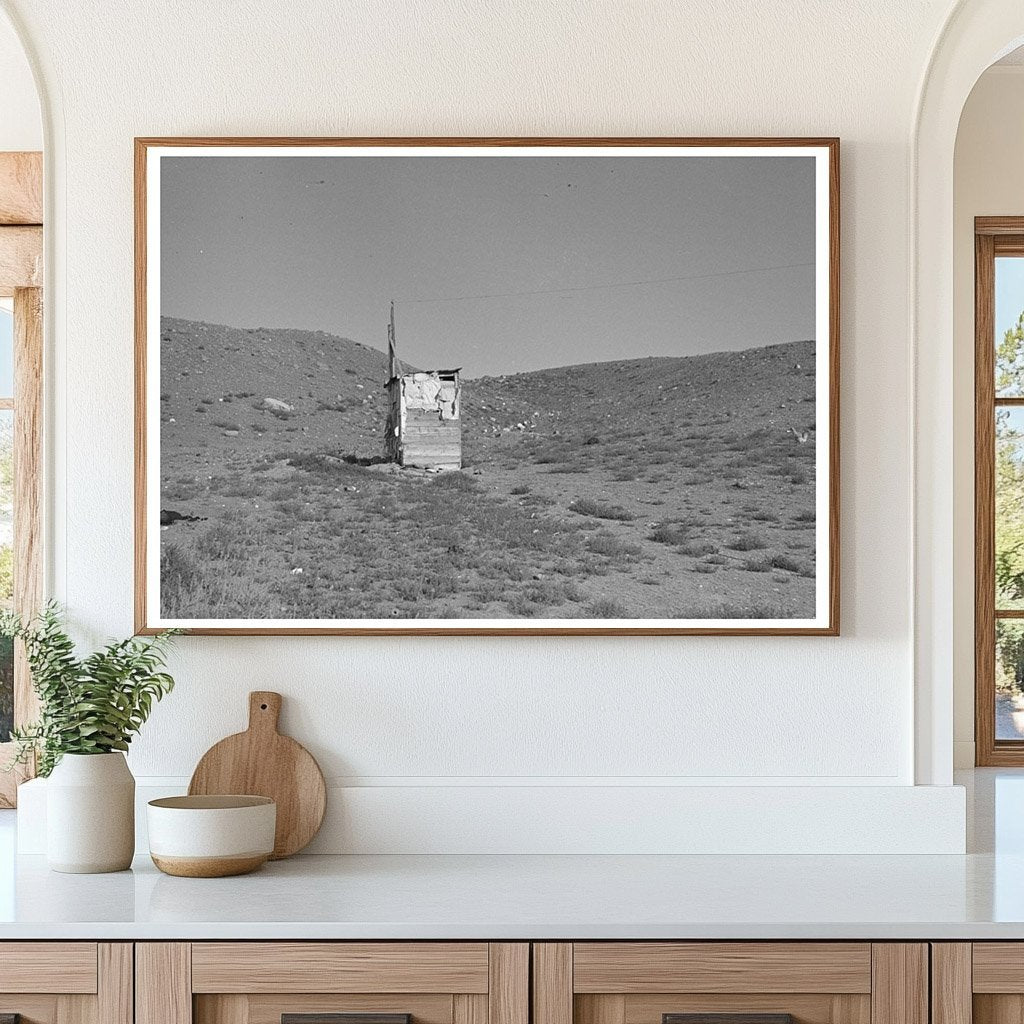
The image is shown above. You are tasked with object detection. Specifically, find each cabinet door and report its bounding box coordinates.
[534,944,927,1024]
[938,943,1024,1024]
[0,943,131,1024]
[137,943,528,1024]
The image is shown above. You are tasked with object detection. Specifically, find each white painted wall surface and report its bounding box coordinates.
[0,0,979,851]
[0,12,39,151]
[952,67,1024,768]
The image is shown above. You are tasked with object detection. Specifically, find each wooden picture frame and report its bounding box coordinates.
[135,137,840,636]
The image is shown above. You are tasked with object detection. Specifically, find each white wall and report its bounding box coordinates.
[3,0,972,852]
[952,66,1024,767]
[0,10,39,151]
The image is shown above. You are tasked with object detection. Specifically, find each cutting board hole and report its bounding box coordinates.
[260,703,268,710]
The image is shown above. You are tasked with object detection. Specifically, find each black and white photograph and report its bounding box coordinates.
[136,140,838,634]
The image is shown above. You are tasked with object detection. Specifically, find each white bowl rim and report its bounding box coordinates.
[148,795,275,810]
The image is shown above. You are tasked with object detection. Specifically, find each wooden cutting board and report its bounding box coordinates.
[188,691,326,859]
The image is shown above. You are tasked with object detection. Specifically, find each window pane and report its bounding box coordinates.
[0,410,12,742]
[996,407,1024,608]
[997,257,1024,396]
[0,306,12,398]
[998,619,1024,740]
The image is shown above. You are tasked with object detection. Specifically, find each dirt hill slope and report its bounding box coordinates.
[158,317,818,622]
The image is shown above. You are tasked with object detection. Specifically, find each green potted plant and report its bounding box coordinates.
[2,603,178,873]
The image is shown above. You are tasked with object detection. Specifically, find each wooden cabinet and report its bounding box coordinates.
[136,944,528,1024]
[532,944,928,1024]
[0,937,960,1024]
[932,943,1024,1024]
[0,943,132,1024]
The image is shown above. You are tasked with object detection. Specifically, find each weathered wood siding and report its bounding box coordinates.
[385,370,462,470]
[401,406,462,468]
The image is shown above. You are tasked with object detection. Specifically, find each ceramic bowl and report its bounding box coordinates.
[147,795,276,877]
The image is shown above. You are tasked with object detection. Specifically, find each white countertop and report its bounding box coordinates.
[0,849,1021,940]
[1,769,1022,941]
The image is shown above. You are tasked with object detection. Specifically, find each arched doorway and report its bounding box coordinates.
[914,1,1024,785]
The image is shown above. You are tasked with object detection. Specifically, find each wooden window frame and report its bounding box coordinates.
[0,151,43,806]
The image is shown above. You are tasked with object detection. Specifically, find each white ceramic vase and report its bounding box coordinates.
[46,752,135,873]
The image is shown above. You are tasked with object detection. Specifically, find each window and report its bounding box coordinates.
[0,302,13,745]
[0,288,41,806]
[974,219,1024,764]
[0,149,43,805]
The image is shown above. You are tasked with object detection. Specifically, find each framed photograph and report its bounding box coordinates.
[135,137,839,636]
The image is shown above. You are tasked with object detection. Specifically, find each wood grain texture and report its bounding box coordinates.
[972,223,1024,765]
[576,996,626,1024]
[242,995,450,1024]
[662,1015,793,1024]
[0,749,31,808]
[188,691,326,858]
[14,286,43,728]
[57,992,95,1024]
[196,994,248,1024]
[976,227,1024,764]
[0,152,42,225]
[973,995,1024,1024]
[623,995,869,1024]
[977,229,998,765]
[0,226,42,295]
[573,943,871,994]
[977,217,1024,235]
[136,943,192,1024]
[0,943,97,993]
[98,945,133,1024]
[133,137,148,634]
[151,853,269,877]
[972,944,1024,992]
[931,945,972,1024]
[133,135,840,637]
[0,998,58,1024]
[453,995,487,1024]
[191,943,489,994]
[534,944,572,1024]
[488,944,528,1024]
[869,945,927,1024]
[282,1016,410,1024]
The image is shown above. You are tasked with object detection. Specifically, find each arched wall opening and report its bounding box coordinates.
[951,47,1024,768]
[914,1,1024,785]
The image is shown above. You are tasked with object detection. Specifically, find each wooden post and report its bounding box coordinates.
[13,286,42,726]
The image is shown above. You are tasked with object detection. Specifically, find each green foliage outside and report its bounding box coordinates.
[0,414,14,738]
[0,635,11,743]
[0,603,179,776]
[996,311,1024,693]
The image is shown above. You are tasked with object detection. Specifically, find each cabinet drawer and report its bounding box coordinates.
[139,943,528,1024]
[534,944,926,1024]
[0,943,130,1024]
[572,944,872,994]
[191,944,490,994]
[0,942,98,994]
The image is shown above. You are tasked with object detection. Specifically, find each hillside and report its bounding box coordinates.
[158,317,818,621]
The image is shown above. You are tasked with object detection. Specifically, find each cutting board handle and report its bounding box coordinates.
[248,691,282,734]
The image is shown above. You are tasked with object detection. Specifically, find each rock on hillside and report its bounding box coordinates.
[160,316,413,462]
[160,315,815,474]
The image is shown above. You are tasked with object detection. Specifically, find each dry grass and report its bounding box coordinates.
[159,316,819,621]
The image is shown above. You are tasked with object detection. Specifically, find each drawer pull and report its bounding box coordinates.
[283,1016,411,1024]
[664,1016,795,1024]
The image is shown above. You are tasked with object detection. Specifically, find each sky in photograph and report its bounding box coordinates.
[997,257,1024,341]
[161,153,817,378]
